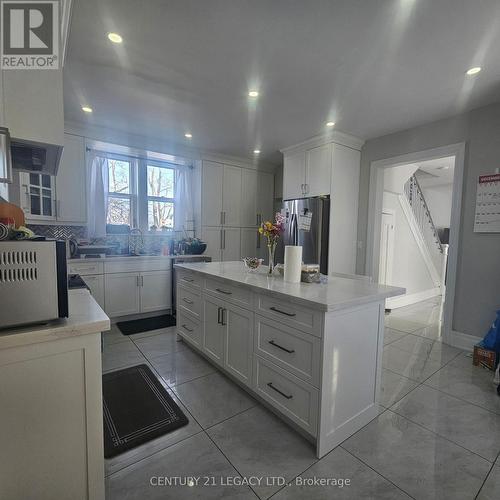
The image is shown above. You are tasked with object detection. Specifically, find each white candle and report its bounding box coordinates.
[284,246,302,283]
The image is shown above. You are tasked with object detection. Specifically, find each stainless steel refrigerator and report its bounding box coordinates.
[275,196,330,274]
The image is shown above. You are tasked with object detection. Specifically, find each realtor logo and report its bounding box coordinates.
[1,1,59,69]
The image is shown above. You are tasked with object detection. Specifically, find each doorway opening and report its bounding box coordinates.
[366,143,465,346]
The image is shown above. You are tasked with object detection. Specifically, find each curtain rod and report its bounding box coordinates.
[86,147,194,169]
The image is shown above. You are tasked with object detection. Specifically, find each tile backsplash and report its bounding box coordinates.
[27,224,176,255]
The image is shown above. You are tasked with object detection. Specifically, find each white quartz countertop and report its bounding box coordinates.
[0,289,110,350]
[175,261,405,312]
[68,254,209,264]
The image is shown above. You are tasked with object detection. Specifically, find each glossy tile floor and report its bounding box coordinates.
[102,298,500,499]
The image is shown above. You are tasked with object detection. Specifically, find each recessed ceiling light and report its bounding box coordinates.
[326,121,335,127]
[108,32,123,44]
[253,149,260,154]
[184,133,192,139]
[466,66,481,75]
[81,106,93,113]
[248,90,259,98]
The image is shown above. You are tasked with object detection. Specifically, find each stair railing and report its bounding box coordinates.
[403,175,443,258]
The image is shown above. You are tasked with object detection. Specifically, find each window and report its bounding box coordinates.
[107,158,133,225]
[101,151,178,232]
[146,164,175,230]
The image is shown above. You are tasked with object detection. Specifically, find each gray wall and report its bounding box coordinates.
[357,102,500,338]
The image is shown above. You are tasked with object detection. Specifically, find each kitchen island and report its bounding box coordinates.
[175,261,405,458]
[0,289,109,500]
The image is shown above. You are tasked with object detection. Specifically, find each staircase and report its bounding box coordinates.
[402,175,446,287]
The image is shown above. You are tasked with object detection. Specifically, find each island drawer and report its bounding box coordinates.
[253,355,318,436]
[176,269,202,292]
[204,277,253,310]
[254,294,323,337]
[177,286,201,319]
[177,312,201,347]
[68,261,104,276]
[254,316,320,387]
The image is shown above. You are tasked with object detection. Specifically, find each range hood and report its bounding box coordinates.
[10,137,63,176]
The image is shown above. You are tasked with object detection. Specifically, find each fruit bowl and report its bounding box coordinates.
[243,257,263,272]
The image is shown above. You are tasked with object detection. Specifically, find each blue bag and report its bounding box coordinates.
[482,310,500,352]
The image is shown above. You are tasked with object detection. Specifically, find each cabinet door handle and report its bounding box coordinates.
[136,276,140,286]
[256,231,261,249]
[182,297,194,304]
[270,306,296,317]
[182,277,194,283]
[267,382,293,399]
[217,306,222,324]
[182,324,194,332]
[220,211,224,225]
[223,230,226,250]
[223,212,226,225]
[220,229,223,250]
[141,275,144,286]
[268,340,295,354]
[221,308,227,326]
[215,287,232,295]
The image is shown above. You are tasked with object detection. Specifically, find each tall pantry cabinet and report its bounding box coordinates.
[201,160,274,262]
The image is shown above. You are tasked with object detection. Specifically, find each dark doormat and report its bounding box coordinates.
[117,314,176,335]
[102,364,188,458]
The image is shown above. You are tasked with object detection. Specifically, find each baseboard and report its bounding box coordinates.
[386,287,441,309]
[445,330,480,351]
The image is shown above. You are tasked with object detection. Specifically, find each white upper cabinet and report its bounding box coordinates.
[222,165,242,226]
[202,161,242,227]
[241,169,274,227]
[202,161,224,226]
[305,143,332,197]
[257,171,274,223]
[2,69,64,146]
[241,169,258,226]
[283,144,332,199]
[55,134,86,223]
[283,150,305,200]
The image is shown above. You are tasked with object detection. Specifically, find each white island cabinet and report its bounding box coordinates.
[0,289,109,500]
[175,261,404,458]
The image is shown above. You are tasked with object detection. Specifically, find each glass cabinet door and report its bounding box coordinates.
[22,173,56,219]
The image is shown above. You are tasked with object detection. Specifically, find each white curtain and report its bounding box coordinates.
[174,167,194,236]
[87,152,109,238]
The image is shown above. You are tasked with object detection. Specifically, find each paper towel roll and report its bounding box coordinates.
[284,245,302,283]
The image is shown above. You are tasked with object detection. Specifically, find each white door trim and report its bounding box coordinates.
[366,142,466,345]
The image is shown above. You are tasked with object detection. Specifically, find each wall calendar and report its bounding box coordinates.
[474,173,500,233]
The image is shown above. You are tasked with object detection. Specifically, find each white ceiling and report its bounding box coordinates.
[64,0,500,164]
[415,157,455,187]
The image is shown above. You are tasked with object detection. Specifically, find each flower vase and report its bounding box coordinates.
[267,243,276,275]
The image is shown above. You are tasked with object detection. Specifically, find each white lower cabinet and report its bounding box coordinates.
[224,303,253,387]
[253,355,318,436]
[82,274,105,310]
[141,271,172,313]
[202,295,225,366]
[202,293,254,387]
[103,267,172,318]
[0,332,104,500]
[105,272,141,317]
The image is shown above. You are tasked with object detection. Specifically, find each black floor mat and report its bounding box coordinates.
[116,314,176,335]
[102,364,188,458]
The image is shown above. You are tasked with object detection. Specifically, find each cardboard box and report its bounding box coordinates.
[473,345,497,370]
